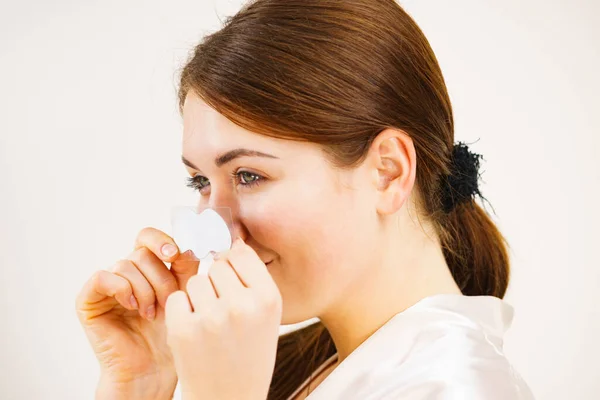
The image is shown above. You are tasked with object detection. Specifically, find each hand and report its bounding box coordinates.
[165,237,283,400]
[75,227,201,399]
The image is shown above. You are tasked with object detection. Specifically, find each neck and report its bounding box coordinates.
[318,212,462,364]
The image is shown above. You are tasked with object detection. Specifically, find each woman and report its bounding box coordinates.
[76,0,535,399]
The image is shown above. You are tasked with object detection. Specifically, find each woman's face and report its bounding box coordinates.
[181,91,379,324]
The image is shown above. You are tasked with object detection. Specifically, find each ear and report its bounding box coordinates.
[367,128,417,215]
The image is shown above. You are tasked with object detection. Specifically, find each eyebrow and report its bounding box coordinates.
[181,148,279,170]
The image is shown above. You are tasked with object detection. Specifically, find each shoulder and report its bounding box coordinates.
[309,295,535,400]
[329,326,535,400]
[381,324,535,400]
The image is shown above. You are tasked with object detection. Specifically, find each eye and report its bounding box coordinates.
[185,171,264,193]
[185,175,210,192]
[236,171,262,187]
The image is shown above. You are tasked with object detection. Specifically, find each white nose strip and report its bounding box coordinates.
[170,206,232,274]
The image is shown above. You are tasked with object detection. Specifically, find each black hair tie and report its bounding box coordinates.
[440,140,485,214]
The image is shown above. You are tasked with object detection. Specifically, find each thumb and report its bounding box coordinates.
[170,250,200,291]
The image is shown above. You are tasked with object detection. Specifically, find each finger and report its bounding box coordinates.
[207,258,245,299]
[134,226,180,263]
[111,259,157,321]
[169,251,200,291]
[165,290,192,327]
[75,270,136,321]
[134,227,199,291]
[226,238,275,293]
[186,273,219,313]
[127,247,178,309]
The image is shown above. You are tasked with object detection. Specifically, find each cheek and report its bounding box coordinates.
[238,183,376,322]
[242,189,361,279]
[238,173,373,291]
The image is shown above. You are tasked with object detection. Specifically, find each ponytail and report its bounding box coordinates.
[440,200,511,298]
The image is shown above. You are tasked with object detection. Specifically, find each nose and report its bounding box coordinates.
[201,191,249,244]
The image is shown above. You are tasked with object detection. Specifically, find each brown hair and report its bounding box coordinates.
[176,1,510,398]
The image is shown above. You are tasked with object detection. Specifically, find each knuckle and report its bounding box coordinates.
[136,226,155,243]
[90,269,105,285]
[201,310,227,333]
[89,270,111,294]
[111,259,132,273]
[261,293,281,312]
[227,298,252,319]
[75,305,88,324]
[136,288,155,305]
[156,274,177,293]
[130,246,154,265]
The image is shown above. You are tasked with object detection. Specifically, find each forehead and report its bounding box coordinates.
[182,91,287,153]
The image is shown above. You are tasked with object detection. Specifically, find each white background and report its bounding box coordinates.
[1,0,598,399]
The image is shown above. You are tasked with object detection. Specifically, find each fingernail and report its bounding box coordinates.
[146,304,155,321]
[234,237,244,247]
[161,243,177,257]
[210,251,220,260]
[130,295,138,310]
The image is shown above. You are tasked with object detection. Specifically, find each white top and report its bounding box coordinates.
[173,293,535,400]
[301,293,535,400]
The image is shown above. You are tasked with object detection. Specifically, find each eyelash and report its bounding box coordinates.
[185,170,264,193]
